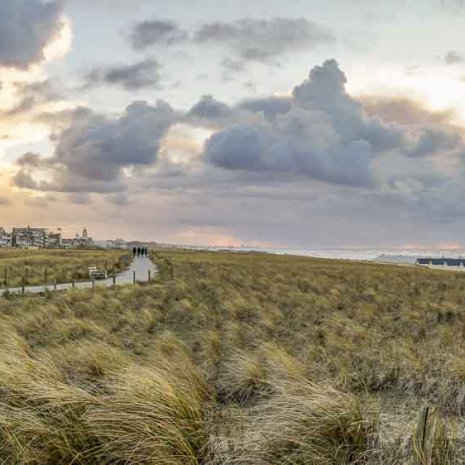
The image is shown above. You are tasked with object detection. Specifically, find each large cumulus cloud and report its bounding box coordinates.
[0,0,64,69]
[201,60,463,187]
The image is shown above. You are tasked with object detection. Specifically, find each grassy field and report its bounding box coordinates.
[1,248,465,463]
[0,249,130,288]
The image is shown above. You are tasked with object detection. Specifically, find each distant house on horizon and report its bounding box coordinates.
[416,258,465,269]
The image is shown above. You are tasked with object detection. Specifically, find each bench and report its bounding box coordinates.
[88,266,107,280]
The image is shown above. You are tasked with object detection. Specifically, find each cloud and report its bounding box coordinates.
[237,97,293,121]
[15,100,178,193]
[15,58,465,243]
[109,192,130,206]
[68,192,92,205]
[194,18,332,65]
[129,19,188,49]
[445,50,464,64]
[2,79,64,117]
[16,152,42,167]
[360,96,454,125]
[202,60,465,188]
[24,194,56,209]
[0,0,65,69]
[83,60,161,90]
[128,17,332,72]
[187,95,234,121]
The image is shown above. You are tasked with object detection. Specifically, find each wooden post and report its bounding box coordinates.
[72,279,75,288]
[113,276,116,287]
[22,277,25,295]
[92,277,95,290]
[44,268,48,284]
[148,270,151,283]
[3,268,7,287]
[25,267,29,285]
[133,271,136,284]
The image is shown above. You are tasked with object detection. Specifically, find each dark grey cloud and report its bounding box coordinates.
[194,18,332,65]
[129,19,188,50]
[128,17,331,73]
[205,111,375,187]
[445,50,464,64]
[187,95,234,122]
[15,100,178,193]
[83,60,161,90]
[0,0,64,69]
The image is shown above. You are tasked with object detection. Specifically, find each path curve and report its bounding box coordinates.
[0,256,158,296]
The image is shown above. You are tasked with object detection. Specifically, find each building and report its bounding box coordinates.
[12,227,49,248]
[416,258,465,269]
[0,227,11,247]
[48,232,62,248]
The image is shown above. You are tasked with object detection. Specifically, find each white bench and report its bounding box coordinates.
[88,266,107,280]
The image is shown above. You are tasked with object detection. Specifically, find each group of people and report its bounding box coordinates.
[132,246,149,258]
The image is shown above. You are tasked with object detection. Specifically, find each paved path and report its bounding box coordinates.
[0,256,158,296]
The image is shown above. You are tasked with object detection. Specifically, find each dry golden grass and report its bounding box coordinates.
[1,248,465,463]
[0,248,129,288]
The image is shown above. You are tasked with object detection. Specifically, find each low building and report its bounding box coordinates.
[416,258,465,269]
[12,227,49,248]
[48,232,62,248]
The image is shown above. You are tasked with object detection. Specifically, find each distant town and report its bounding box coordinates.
[0,226,130,249]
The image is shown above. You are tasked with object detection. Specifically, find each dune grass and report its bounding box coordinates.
[2,248,465,463]
[0,249,129,288]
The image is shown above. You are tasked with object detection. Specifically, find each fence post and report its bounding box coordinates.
[113,276,116,287]
[133,271,136,284]
[22,277,25,295]
[44,268,48,284]
[148,270,151,283]
[92,277,95,290]
[72,279,75,288]
[25,267,29,285]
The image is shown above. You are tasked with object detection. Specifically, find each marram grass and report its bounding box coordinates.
[1,248,465,463]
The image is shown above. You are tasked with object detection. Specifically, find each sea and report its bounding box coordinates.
[200,247,465,263]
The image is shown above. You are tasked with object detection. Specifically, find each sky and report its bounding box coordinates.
[3,0,465,247]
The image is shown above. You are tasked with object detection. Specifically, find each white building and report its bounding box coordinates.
[0,227,11,247]
[12,227,49,248]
